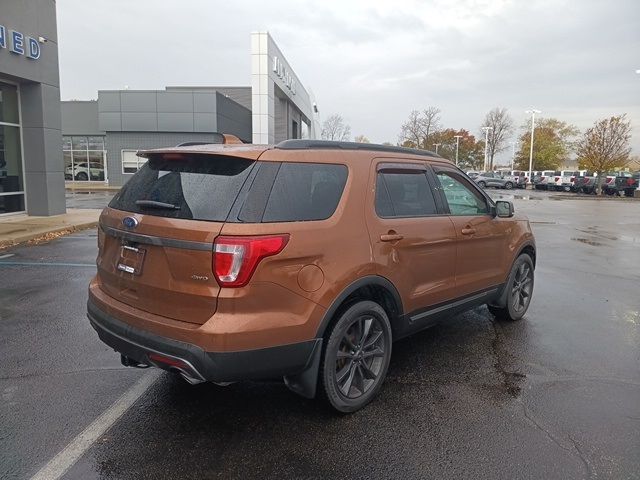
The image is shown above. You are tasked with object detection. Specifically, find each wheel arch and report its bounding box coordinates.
[315,275,404,339]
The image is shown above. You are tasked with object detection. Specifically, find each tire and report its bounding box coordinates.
[478,181,486,188]
[504,182,513,190]
[488,254,534,322]
[75,171,88,181]
[319,300,392,413]
[563,186,571,192]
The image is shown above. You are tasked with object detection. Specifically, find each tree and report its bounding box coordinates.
[354,135,370,143]
[480,107,514,170]
[421,107,441,149]
[515,118,579,171]
[321,114,351,141]
[399,107,441,149]
[575,115,632,194]
[429,129,485,170]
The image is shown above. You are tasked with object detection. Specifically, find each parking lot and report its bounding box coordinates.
[1,191,639,479]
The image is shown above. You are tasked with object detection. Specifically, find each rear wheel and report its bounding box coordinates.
[75,171,88,181]
[504,182,513,190]
[488,254,534,321]
[319,301,392,413]
[477,181,486,188]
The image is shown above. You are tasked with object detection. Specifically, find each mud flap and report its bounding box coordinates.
[283,338,323,399]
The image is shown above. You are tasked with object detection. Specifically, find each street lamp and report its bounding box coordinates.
[482,126,493,171]
[453,135,463,166]
[433,143,441,154]
[525,109,541,189]
[511,142,516,170]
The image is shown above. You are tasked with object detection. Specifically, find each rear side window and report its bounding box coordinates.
[376,172,437,217]
[109,154,255,221]
[261,163,348,222]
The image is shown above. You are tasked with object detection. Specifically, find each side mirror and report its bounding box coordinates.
[495,200,514,218]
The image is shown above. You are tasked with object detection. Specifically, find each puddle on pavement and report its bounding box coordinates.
[571,237,605,246]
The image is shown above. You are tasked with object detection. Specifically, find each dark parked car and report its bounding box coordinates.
[572,172,597,194]
[604,172,640,196]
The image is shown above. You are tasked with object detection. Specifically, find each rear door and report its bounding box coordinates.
[431,165,509,297]
[98,151,257,324]
[365,159,458,315]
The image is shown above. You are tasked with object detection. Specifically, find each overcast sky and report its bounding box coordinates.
[57,0,640,158]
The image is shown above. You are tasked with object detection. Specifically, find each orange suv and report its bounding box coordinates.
[88,140,536,412]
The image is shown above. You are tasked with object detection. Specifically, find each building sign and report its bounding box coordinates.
[0,25,41,60]
[272,56,296,95]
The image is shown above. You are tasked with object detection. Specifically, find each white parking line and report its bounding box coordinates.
[29,371,160,480]
[0,253,14,259]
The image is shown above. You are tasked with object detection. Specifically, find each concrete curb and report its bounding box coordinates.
[0,220,99,249]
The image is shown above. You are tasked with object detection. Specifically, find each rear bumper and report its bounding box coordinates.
[87,299,321,383]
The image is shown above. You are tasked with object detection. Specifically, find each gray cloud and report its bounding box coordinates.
[57,0,640,156]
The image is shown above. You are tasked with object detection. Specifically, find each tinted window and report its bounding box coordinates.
[376,172,437,217]
[436,171,488,216]
[109,154,255,221]
[262,163,347,222]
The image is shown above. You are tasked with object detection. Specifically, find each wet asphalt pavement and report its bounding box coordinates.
[1,191,639,479]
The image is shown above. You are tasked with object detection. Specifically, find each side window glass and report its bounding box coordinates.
[375,171,437,217]
[436,171,489,216]
[262,163,348,222]
[375,174,394,217]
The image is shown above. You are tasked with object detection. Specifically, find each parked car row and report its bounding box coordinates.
[469,169,639,197]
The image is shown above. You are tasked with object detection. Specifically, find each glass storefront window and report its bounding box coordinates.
[88,136,104,150]
[72,136,88,150]
[63,135,106,182]
[0,123,25,213]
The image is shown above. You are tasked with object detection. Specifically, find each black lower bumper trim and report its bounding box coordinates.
[87,300,320,383]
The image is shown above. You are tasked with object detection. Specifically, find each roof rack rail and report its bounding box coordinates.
[175,141,217,147]
[275,139,440,158]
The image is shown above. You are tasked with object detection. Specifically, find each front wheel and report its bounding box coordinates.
[488,254,534,321]
[477,181,486,188]
[319,301,392,413]
[504,182,513,190]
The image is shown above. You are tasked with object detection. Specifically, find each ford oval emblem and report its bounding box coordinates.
[122,216,138,229]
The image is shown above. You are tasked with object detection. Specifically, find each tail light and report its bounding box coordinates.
[605,178,613,184]
[213,235,289,287]
[627,178,634,186]
[570,176,576,182]
[554,176,560,182]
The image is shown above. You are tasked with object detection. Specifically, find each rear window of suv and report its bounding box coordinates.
[108,153,255,221]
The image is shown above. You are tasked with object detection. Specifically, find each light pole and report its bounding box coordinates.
[525,109,541,189]
[482,126,492,171]
[433,143,441,154]
[511,142,516,170]
[453,135,463,166]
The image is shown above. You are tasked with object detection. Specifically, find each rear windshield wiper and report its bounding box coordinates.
[135,200,181,210]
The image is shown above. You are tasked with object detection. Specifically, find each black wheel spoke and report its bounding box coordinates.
[339,363,357,396]
[336,361,353,383]
[360,362,377,380]
[337,350,355,359]
[360,318,372,346]
[364,330,382,349]
[354,365,365,394]
[363,347,384,358]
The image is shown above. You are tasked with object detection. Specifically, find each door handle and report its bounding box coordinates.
[461,227,476,235]
[380,233,404,242]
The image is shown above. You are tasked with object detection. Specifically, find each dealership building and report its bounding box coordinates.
[61,31,319,187]
[0,0,318,215]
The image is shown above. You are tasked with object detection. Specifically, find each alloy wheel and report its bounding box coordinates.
[511,262,533,313]
[334,316,386,399]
